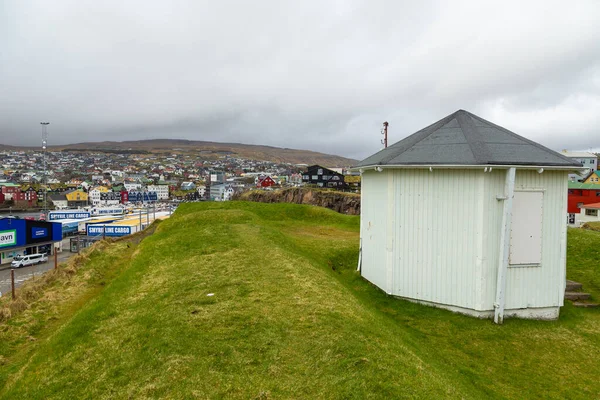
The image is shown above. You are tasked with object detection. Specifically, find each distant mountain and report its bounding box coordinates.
[0,139,357,167]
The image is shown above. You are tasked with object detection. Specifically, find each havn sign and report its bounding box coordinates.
[0,230,17,248]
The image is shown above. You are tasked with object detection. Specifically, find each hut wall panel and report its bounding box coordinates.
[360,170,389,290]
[481,170,568,310]
[391,169,484,309]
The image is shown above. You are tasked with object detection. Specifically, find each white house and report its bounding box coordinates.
[561,151,597,181]
[209,183,235,201]
[147,184,169,200]
[354,110,583,323]
[124,183,142,192]
[574,202,600,226]
[89,187,105,206]
[197,185,206,199]
[49,193,68,209]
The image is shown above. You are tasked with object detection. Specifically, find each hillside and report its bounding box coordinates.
[0,139,357,167]
[0,203,599,398]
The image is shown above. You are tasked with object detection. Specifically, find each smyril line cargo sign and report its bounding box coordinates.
[0,230,17,248]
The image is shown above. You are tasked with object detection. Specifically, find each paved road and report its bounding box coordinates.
[0,210,45,219]
[0,240,75,297]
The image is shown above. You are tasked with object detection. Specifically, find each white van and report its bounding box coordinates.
[11,253,48,268]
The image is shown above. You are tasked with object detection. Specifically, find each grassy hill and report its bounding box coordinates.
[0,202,599,399]
[0,139,357,166]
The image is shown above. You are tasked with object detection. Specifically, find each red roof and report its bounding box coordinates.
[582,202,600,209]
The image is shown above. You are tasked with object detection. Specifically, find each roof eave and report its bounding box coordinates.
[350,164,586,172]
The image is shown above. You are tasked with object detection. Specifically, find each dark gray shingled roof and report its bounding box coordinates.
[355,110,583,168]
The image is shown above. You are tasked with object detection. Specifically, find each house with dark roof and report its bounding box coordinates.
[48,193,68,209]
[354,110,583,323]
[301,165,345,188]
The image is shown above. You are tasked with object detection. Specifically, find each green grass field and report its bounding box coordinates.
[0,202,599,399]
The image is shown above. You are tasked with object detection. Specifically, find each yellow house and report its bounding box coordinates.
[93,186,109,193]
[583,171,600,184]
[65,189,88,207]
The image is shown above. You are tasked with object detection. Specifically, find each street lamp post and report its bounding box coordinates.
[40,122,50,216]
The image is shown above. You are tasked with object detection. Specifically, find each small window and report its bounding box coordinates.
[597,192,600,197]
[311,175,318,180]
[586,209,598,216]
[332,176,340,181]
[591,159,596,164]
[317,169,323,175]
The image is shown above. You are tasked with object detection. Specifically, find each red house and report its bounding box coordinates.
[1,185,20,197]
[120,190,129,204]
[568,182,600,215]
[13,187,38,207]
[256,175,276,188]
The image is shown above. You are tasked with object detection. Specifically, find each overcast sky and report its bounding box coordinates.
[1,1,599,159]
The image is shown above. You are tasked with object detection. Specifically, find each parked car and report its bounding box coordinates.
[10,253,48,268]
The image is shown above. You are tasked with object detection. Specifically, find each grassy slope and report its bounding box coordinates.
[0,202,599,399]
[567,227,600,300]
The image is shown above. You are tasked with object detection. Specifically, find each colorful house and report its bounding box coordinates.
[567,182,600,223]
[256,175,276,188]
[65,189,88,208]
[582,170,600,184]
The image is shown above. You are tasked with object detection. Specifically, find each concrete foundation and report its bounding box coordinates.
[396,296,560,321]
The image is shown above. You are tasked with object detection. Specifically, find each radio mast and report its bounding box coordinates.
[381,121,388,148]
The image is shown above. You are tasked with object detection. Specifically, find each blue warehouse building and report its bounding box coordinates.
[0,218,63,266]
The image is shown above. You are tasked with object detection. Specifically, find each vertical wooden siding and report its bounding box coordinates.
[391,169,484,309]
[360,170,389,291]
[482,170,568,310]
[361,168,567,312]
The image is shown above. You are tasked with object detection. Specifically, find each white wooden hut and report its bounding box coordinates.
[355,110,583,323]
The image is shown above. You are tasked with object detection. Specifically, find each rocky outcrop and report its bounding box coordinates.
[235,188,360,215]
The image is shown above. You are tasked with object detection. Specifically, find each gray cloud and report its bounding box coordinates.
[1,0,599,159]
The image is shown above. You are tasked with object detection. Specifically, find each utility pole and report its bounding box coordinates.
[41,122,50,216]
[11,269,15,300]
[381,121,389,148]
